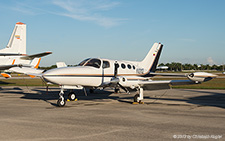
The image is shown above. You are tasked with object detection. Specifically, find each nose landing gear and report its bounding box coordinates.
[57,88,77,107]
[57,88,66,107]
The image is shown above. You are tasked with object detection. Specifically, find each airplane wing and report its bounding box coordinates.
[138,72,217,90]
[0,64,21,70]
[107,72,216,93]
[20,52,52,60]
[149,72,187,77]
[138,79,195,90]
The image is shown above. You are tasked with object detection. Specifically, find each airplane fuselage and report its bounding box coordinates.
[43,58,150,88]
[0,55,30,65]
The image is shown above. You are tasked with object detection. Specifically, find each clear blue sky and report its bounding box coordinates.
[0,0,224,66]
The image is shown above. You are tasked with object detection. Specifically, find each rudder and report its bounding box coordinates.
[0,22,26,54]
[139,43,163,74]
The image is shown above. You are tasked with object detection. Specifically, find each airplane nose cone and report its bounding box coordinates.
[42,68,60,84]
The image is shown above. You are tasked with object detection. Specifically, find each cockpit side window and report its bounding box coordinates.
[78,58,90,66]
[84,58,101,68]
[103,60,110,69]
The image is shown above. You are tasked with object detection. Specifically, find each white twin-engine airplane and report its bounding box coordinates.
[40,43,217,107]
[0,22,52,78]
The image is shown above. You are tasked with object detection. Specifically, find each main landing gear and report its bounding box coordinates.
[68,92,76,101]
[133,87,144,104]
[57,88,77,107]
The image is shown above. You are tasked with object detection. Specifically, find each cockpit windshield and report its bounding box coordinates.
[78,58,90,66]
[78,58,101,68]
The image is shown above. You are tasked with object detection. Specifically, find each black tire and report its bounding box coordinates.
[115,88,119,93]
[89,89,94,94]
[57,98,66,107]
[134,94,139,102]
[68,92,76,101]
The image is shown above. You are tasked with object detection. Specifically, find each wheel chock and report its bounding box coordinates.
[67,98,78,102]
[132,101,144,104]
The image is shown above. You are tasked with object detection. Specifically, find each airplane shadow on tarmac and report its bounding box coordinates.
[1,87,225,109]
[148,89,225,109]
[0,87,121,107]
[182,89,225,109]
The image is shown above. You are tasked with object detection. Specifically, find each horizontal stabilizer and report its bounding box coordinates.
[21,52,52,60]
[56,62,67,68]
[156,66,168,70]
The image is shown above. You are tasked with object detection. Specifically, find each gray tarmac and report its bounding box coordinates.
[0,86,225,141]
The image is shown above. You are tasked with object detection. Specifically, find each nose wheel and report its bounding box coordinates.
[57,98,66,107]
[57,88,78,107]
[57,88,66,107]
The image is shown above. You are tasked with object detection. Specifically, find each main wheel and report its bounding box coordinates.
[68,92,76,101]
[134,94,139,102]
[115,88,119,93]
[57,98,66,107]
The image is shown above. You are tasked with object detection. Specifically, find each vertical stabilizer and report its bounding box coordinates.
[0,22,26,54]
[139,43,163,74]
[30,58,41,68]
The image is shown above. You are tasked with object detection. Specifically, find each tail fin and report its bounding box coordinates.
[139,43,163,74]
[0,22,26,54]
[30,58,41,68]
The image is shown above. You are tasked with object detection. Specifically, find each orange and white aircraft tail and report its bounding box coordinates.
[30,58,41,69]
[9,57,44,78]
[0,22,26,54]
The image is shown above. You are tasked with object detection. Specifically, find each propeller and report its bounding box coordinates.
[40,76,50,94]
[111,61,129,94]
[114,61,119,78]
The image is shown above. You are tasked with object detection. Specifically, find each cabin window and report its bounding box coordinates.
[103,60,110,69]
[84,58,101,68]
[121,63,126,69]
[127,64,131,69]
[133,65,136,70]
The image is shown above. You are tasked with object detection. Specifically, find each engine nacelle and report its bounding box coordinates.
[187,72,217,83]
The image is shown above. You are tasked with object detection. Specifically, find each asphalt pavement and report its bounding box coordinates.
[0,86,224,141]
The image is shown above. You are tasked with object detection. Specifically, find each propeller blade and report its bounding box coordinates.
[114,61,119,78]
[118,83,129,94]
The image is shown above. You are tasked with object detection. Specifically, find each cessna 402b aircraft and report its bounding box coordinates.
[13,42,217,107]
[37,42,216,107]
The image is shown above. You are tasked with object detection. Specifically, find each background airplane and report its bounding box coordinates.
[156,65,169,70]
[24,42,215,107]
[0,22,52,78]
